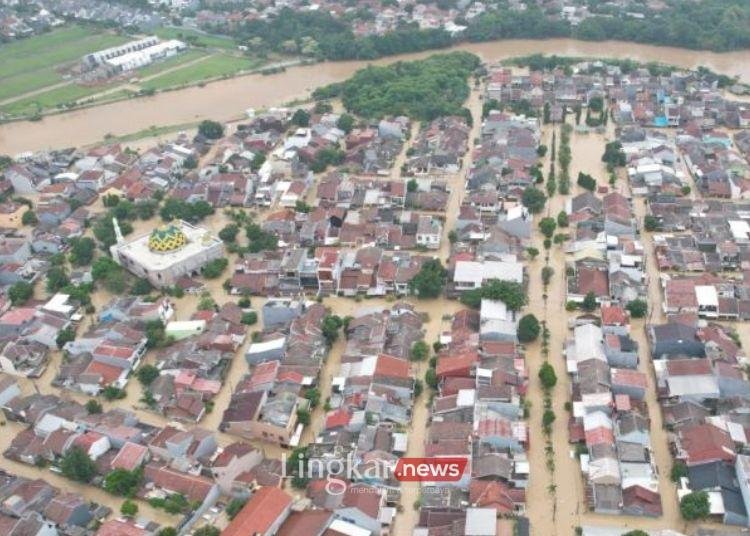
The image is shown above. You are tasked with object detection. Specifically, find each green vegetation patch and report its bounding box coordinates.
[140,53,261,91]
[315,52,480,121]
[0,25,129,101]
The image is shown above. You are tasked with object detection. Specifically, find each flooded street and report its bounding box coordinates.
[523,120,694,535]
[2,38,750,154]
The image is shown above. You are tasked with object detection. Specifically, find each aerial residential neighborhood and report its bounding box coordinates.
[2,2,750,536]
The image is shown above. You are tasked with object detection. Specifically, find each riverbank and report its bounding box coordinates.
[1,37,749,155]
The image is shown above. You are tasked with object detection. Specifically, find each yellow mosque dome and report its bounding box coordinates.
[148,224,188,252]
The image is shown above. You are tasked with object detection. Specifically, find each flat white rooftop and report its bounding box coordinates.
[114,220,222,271]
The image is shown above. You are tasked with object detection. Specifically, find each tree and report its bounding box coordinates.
[201,258,228,279]
[643,215,658,232]
[410,340,429,361]
[121,500,138,518]
[225,498,247,519]
[56,327,76,349]
[46,266,70,294]
[131,278,152,296]
[102,385,126,400]
[239,311,257,325]
[526,247,539,260]
[218,223,239,243]
[408,259,445,299]
[681,185,691,196]
[8,281,33,306]
[296,408,311,425]
[576,172,597,192]
[157,529,178,536]
[291,109,310,127]
[622,531,649,536]
[556,210,569,228]
[517,314,540,343]
[425,367,438,389]
[104,468,144,497]
[542,408,556,432]
[461,280,527,311]
[60,447,97,483]
[304,387,321,408]
[198,120,224,139]
[670,461,688,482]
[336,113,355,133]
[294,200,311,213]
[68,237,96,266]
[538,362,557,390]
[407,178,418,193]
[536,144,547,157]
[85,399,103,414]
[539,217,556,239]
[602,141,626,167]
[680,491,710,520]
[136,365,160,386]
[588,95,604,113]
[581,291,598,311]
[521,186,547,214]
[321,314,343,344]
[541,266,554,286]
[626,299,647,319]
[21,210,38,226]
[448,230,458,243]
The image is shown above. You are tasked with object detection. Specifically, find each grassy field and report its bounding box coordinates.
[154,27,238,51]
[134,49,209,79]
[140,53,262,91]
[0,25,129,101]
[1,84,102,116]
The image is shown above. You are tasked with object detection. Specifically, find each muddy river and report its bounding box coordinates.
[1,38,750,154]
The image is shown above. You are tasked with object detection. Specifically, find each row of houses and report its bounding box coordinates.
[414,303,531,535]
[565,312,661,516]
[220,301,329,447]
[565,189,646,307]
[646,315,750,527]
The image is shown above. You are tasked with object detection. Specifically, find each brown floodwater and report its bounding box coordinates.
[1,38,750,154]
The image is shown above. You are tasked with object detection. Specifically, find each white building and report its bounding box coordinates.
[453,258,523,291]
[110,219,224,288]
[83,36,186,73]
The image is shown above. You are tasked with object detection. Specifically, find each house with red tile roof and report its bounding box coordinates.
[223,486,292,536]
[143,463,216,503]
[677,423,736,466]
[110,441,149,472]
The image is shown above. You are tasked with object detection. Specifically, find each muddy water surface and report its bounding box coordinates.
[2,38,750,154]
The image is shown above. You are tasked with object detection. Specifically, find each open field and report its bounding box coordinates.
[1,84,104,116]
[0,25,128,101]
[140,53,263,91]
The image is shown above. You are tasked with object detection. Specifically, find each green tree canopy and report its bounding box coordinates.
[60,447,97,483]
[680,491,710,520]
[198,120,224,139]
[8,281,33,306]
[517,314,541,343]
[409,259,446,299]
[538,362,557,390]
[521,186,547,214]
[626,299,648,319]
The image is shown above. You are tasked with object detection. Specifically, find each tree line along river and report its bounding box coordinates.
[1,37,749,155]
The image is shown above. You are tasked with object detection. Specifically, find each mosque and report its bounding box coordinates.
[110,219,224,288]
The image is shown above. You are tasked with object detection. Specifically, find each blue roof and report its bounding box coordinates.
[653,117,669,127]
